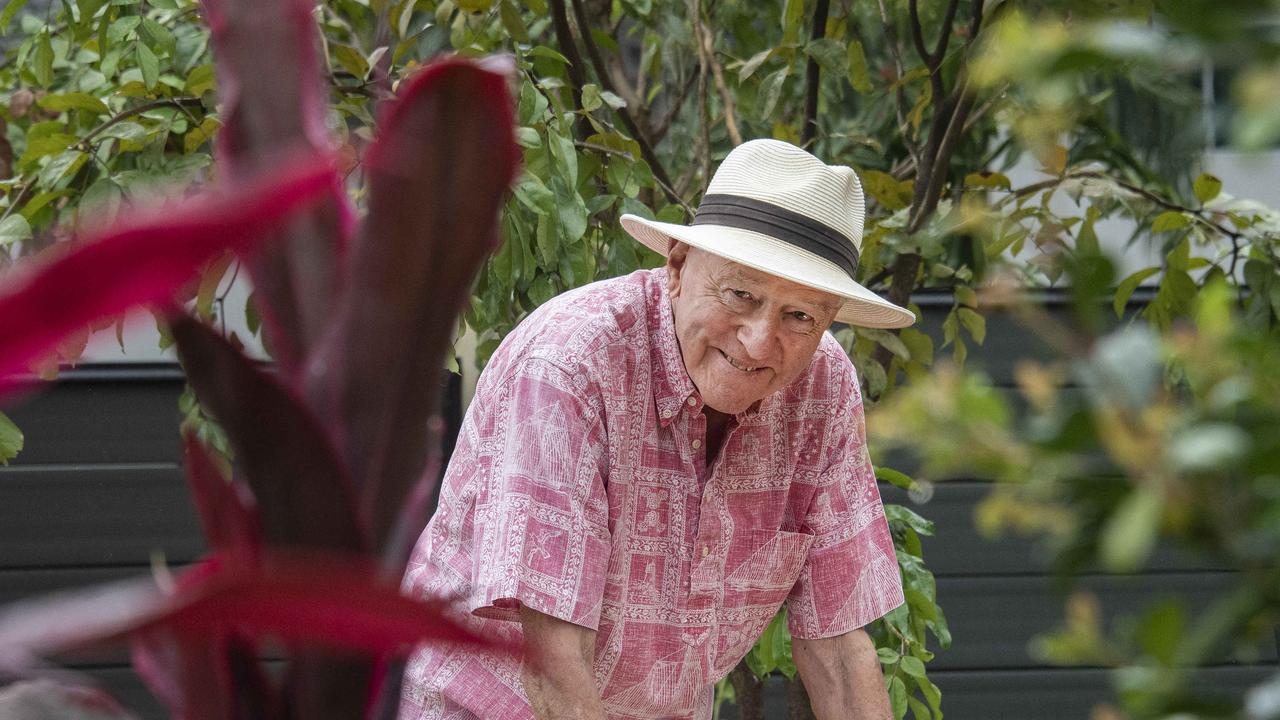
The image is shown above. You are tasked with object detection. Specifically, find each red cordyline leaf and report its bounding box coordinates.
[0,154,337,394]
[200,0,352,374]
[171,315,367,554]
[182,432,262,567]
[0,553,492,663]
[305,56,522,561]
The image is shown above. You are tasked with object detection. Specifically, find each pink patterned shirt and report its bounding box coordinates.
[399,268,903,720]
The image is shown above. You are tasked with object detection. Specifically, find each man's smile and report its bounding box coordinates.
[719,349,765,374]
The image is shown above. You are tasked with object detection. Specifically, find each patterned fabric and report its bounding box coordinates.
[399,268,903,720]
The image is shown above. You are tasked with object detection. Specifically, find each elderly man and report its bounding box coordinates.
[400,139,915,720]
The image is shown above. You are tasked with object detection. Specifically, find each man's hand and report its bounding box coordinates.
[519,604,607,720]
[792,627,892,720]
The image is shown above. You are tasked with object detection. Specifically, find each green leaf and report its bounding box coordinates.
[334,44,369,78]
[599,90,627,110]
[1150,210,1190,233]
[33,32,55,87]
[527,45,570,64]
[1113,266,1160,317]
[899,327,934,367]
[0,411,24,465]
[549,129,578,185]
[863,327,910,359]
[899,655,927,678]
[876,646,901,664]
[888,676,909,720]
[1192,172,1222,204]
[737,48,773,82]
[804,38,847,78]
[875,466,915,490]
[456,0,495,11]
[0,215,33,246]
[185,63,215,96]
[555,184,589,244]
[38,149,88,189]
[184,117,221,153]
[515,127,541,148]
[907,696,932,720]
[136,41,160,90]
[920,678,943,717]
[781,0,804,45]
[499,0,528,43]
[107,16,140,45]
[758,67,789,121]
[886,504,935,536]
[860,169,913,210]
[140,18,175,56]
[847,39,872,93]
[38,92,110,115]
[954,286,977,308]
[99,120,148,142]
[80,177,124,223]
[957,308,986,344]
[581,83,603,112]
[1100,487,1163,573]
[514,174,555,215]
[0,0,30,32]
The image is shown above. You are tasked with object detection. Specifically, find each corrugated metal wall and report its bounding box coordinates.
[0,301,1274,718]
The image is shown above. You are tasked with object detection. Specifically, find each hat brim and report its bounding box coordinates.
[620,214,916,329]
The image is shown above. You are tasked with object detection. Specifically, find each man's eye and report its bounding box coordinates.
[730,289,753,301]
[791,311,813,323]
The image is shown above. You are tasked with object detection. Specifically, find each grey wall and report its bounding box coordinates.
[0,301,1275,718]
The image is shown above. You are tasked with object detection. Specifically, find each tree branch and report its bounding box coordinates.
[801,0,831,147]
[548,0,591,140]
[79,96,204,146]
[651,71,699,144]
[569,0,683,208]
[876,0,921,168]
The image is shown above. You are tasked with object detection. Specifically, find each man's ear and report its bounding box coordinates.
[666,241,690,297]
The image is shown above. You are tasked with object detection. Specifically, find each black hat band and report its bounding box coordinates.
[691,194,860,280]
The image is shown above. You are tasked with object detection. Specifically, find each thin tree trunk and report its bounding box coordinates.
[729,662,764,720]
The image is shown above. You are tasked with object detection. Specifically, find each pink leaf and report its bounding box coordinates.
[171,315,367,553]
[0,554,494,661]
[182,432,262,567]
[0,154,338,395]
[306,56,521,558]
[200,0,353,373]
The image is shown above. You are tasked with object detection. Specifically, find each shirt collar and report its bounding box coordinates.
[648,269,700,427]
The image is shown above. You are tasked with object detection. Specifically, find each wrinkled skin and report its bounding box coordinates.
[665,242,842,416]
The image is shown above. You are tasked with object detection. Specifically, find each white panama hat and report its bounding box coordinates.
[621,138,915,329]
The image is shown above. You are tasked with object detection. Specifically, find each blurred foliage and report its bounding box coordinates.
[5,0,1280,718]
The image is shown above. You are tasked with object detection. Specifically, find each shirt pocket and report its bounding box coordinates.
[723,529,814,597]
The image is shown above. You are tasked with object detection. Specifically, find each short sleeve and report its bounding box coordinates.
[786,365,904,639]
[465,358,612,630]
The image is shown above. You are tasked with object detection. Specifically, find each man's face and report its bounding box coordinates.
[666,243,842,415]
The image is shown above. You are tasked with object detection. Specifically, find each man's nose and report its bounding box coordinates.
[737,313,777,359]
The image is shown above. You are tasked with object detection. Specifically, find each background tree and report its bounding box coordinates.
[4,0,1280,718]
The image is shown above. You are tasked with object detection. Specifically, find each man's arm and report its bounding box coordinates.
[792,627,892,720]
[519,605,607,720]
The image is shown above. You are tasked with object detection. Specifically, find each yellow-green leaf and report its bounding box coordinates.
[499,0,528,43]
[37,92,109,115]
[457,0,495,11]
[581,83,602,112]
[333,44,369,78]
[184,116,221,153]
[803,38,846,78]
[860,169,913,211]
[0,411,24,465]
[1100,487,1162,573]
[847,39,871,93]
[957,307,986,344]
[1193,172,1222,204]
[1113,266,1160,317]
[1151,210,1190,233]
[185,63,215,96]
[781,0,804,45]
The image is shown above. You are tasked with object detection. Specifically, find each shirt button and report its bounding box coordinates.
[660,408,672,418]
[692,439,702,450]
[687,397,697,407]
[701,545,710,557]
